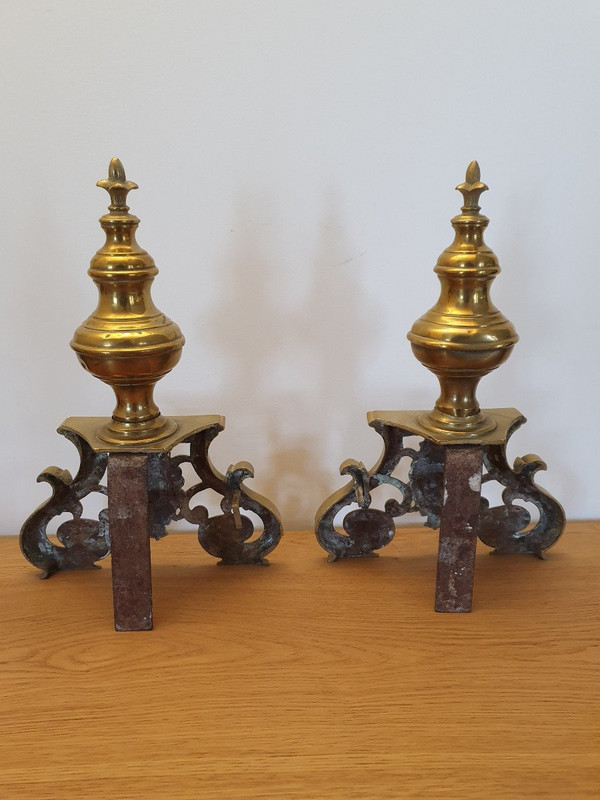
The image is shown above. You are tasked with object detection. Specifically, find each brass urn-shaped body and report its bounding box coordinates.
[71,158,185,445]
[408,162,518,437]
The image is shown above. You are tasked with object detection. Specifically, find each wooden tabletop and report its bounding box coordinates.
[1,523,598,799]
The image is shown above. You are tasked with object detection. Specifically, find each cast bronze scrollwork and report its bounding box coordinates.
[21,421,282,580]
[315,416,564,563]
[168,427,281,564]
[479,420,565,557]
[20,431,109,579]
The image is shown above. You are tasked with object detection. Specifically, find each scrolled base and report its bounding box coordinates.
[20,432,110,578]
[175,428,282,565]
[21,419,283,576]
[478,435,565,556]
[315,414,565,602]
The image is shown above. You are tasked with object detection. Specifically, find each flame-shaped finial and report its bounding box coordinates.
[455,160,488,213]
[96,157,138,212]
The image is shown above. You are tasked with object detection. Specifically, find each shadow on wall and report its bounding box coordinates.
[181,191,379,530]
[486,189,578,514]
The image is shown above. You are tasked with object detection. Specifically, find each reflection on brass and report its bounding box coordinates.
[408,161,518,437]
[59,415,225,454]
[71,158,185,445]
[365,407,524,447]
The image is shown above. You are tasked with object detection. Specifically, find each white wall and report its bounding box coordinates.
[2,0,599,533]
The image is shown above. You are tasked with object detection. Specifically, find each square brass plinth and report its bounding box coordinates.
[59,415,226,454]
[366,408,525,446]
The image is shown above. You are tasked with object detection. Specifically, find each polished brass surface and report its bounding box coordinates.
[59,415,225,454]
[71,158,185,445]
[366,408,525,446]
[408,161,518,437]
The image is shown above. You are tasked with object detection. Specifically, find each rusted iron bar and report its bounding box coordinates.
[435,445,483,613]
[107,454,153,631]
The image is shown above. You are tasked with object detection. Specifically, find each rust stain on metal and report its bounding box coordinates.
[435,446,483,613]
[108,454,153,631]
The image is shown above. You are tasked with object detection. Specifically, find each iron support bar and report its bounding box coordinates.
[435,445,483,612]
[108,454,153,631]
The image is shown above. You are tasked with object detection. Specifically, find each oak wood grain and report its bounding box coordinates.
[1,523,598,799]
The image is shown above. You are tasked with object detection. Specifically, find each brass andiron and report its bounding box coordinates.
[315,162,565,612]
[20,159,282,631]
